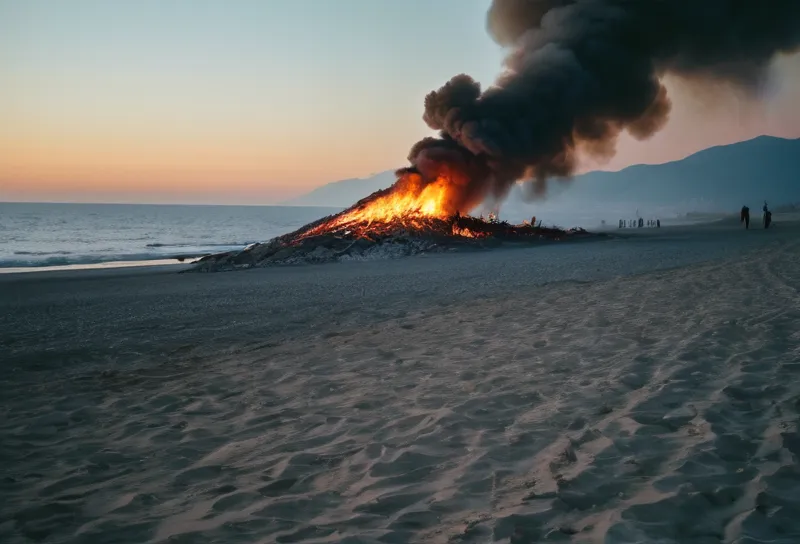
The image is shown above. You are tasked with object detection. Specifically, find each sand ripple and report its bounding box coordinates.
[2,240,800,543]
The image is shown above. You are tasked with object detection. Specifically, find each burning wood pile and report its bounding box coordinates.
[189,168,597,271]
[190,194,592,273]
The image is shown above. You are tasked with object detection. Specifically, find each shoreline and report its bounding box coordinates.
[0,215,738,276]
[2,218,796,356]
[0,258,194,275]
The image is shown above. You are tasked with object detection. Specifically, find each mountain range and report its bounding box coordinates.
[282,136,800,213]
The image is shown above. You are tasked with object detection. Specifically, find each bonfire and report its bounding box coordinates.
[190,172,593,272]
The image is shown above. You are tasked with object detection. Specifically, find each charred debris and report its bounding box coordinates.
[187,211,597,272]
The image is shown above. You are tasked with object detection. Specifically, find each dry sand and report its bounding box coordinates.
[1,218,799,543]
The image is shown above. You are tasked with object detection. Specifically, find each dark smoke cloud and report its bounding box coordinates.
[402,0,800,211]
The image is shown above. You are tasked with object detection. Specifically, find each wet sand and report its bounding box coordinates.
[2,218,799,543]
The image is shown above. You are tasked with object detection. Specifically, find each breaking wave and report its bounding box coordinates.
[13,250,73,256]
[145,241,254,248]
[1,253,180,269]
[0,244,249,269]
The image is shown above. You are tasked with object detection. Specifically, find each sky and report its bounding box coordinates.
[1,0,799,205]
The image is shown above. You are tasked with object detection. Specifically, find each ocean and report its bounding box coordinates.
[0,202,342,270]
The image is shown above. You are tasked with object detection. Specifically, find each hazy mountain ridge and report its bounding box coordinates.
[281,170,397,208]
[542,136,800,209]
[283,136,800,211]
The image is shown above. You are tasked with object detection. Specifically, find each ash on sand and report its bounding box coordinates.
[188,214,597,272]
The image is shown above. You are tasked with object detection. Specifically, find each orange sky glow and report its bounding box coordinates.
[3,67,798,205]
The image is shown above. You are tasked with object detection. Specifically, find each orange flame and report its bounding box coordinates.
[451,225,484,238]
[287,162,515,243]
[341,172,457,223]
[295,171,467,242]
[278,164,580,246]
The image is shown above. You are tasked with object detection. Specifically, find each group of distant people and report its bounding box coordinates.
[618,217,660,229]
[740,201,772,230]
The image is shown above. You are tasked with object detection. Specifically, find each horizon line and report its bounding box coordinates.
[0,200,346,208]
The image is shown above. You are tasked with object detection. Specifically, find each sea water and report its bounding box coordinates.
[0,202,341,270]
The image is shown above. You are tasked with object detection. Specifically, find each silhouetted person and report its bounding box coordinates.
[656,219,660,228]
[763,201,770,229]
[638,217,644,228]
[741,205,750,229]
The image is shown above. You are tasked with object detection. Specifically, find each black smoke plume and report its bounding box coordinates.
[399,0,800,212]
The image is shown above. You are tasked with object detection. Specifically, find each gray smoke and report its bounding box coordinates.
[398,0,800,212]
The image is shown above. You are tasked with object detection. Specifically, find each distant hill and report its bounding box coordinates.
[540,135,800,210]
[281,170,397,207]
[284,136,800,211]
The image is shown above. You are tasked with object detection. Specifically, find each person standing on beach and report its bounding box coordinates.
[741,205,750,229]
[763,201,770,229]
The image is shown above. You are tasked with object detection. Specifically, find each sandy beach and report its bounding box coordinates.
[2,218,799,543]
